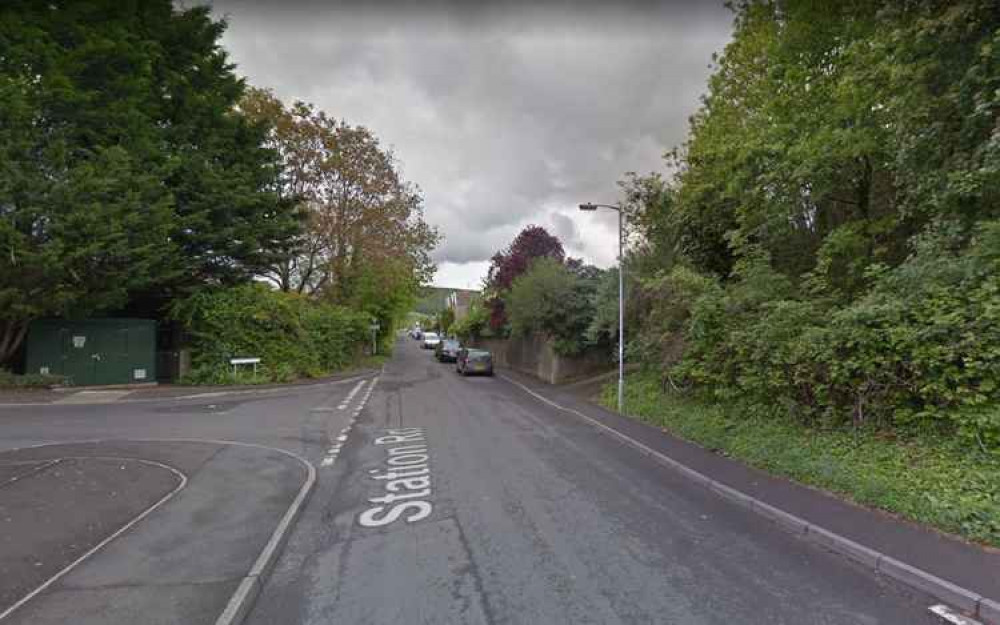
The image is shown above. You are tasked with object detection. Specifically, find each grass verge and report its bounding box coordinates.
[601,371,1000,548]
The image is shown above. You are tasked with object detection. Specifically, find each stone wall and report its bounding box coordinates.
[470,334,612,385]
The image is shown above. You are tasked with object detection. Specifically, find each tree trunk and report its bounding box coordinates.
[0,321,29,370]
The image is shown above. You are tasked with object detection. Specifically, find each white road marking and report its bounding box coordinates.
[0,438,317,625]
[338,379,368,410]
[358,427,434,528]
[320,376,379,469]
[0,457,188,622]
[928,604,983,624]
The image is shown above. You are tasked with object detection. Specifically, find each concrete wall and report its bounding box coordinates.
[471,333,612,385]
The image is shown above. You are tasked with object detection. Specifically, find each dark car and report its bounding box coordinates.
[456,348,493,376]
[435,339,462,362]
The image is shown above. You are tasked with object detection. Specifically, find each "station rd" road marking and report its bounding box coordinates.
[358,427,433,528]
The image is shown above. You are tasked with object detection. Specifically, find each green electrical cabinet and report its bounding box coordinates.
[26,319,157,386]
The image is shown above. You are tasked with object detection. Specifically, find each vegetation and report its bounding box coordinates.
[484,226,566,330]
[0,3,438,377]
[602,372,1000,547]
[413,287,463,315]
[240,88,438,350]
[0,369,66,389]
[618,1,1000,453]
[468,226,617,357]
[170,284,368,384]
[436,308,455,336]
[449,294,490,342]
[506,257,603,355]
[0,1,300,365]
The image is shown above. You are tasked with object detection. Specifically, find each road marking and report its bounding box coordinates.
[0,438,317,625]
[338,379,368,410]
[0,457,188,622]
[0,458,62,488]
[320,376,379,469]
[929,604,983,624]
[54,390,134,405]
[499,374,992,622]
[358,427,434,528]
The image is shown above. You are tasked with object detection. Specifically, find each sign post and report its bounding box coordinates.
[369,320,380,355]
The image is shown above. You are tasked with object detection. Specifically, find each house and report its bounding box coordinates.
[446,290,476,321]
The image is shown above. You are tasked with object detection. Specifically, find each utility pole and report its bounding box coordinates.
[578,202,625,414]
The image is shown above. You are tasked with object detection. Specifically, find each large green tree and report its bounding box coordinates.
[0,1,299,365]
[625,0,1000,444]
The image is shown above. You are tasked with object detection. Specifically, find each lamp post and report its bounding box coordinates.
[579,202,624,414]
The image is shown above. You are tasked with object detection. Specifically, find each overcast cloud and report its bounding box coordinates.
[204,0,735,288]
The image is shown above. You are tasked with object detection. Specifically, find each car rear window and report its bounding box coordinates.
[424,333,438,339]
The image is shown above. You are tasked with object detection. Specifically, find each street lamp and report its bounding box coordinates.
[579,202,624,414]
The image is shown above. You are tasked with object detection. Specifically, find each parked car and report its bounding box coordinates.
[421,332,441,349]
[457,348,493,376]
[435,339,462,362]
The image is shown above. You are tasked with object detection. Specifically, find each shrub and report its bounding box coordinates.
[505,257,599,356]
[171,284,368,384]
[667,221,1000,449]
[0,369,66,388]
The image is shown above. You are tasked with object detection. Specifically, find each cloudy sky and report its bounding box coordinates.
[204,0,735,289]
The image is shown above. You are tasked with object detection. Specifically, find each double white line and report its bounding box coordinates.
[320,377,379,467]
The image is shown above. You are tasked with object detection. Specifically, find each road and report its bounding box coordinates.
[0,339,939,624]
[251,338,935,625]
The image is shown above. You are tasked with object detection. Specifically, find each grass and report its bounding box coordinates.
[0,369,66,389]
[601,371,1000,548]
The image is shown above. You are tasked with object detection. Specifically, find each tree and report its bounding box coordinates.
[483,225,565,330]
[622,0,1000,445]
[450,295,489,342]
[506,257,601,356]
[0,1,300,366]
[437,308,455,336]
[241,88,439,303]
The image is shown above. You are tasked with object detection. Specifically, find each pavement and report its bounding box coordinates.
[0,367,380,406]
[1,341,996,624]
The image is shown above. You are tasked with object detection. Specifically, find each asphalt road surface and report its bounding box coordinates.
[0,340,941,624]
[248,338,936,625]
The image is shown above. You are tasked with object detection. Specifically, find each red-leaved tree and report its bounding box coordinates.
[484,226,565,330]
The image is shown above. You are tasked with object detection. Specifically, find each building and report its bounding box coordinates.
[446,289,476,321]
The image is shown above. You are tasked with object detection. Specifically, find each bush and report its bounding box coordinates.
[607,372,1000,547]
[0,369,66,389]
[171,284,368,384]
[505,257,599,356]
[667,222,1000,449]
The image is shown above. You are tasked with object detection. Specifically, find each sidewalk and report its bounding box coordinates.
[500,368,1000,618]
[0,368,378,406]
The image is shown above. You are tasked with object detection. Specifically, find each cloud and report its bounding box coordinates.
[204,0,734,285]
